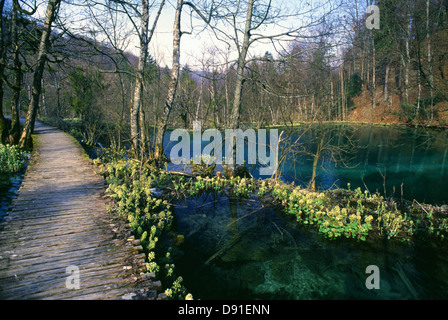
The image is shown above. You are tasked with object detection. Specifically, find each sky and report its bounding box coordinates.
[143,0,344,69]
[145,0,288,69]
[24,0,362,70]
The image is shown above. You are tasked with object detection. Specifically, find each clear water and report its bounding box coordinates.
[164,124,448,205]
[164,124,448,300]
[170,192,448,300]
[276,124,448,205]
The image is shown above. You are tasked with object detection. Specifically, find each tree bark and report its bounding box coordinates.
[340,65,345,121]
[384,63,390,102]
[229,0,254,130]
[153,0,212,161]
[0,0,8,143]
[130,0,150,152]
[10,1,22,144]
[371,35,376,108]
[404,6,411,105]
[426,0,434,123]
[130,0,164,155]
[154,0,183,161]
[19,0,61,148]
[0,70,6,143]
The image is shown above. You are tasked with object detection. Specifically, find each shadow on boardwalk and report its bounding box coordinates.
[0,121,161,300]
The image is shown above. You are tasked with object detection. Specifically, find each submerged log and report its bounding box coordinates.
[204,234,242,266]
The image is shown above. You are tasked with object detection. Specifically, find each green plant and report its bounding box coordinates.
[190,155,216,177]
[101,159,192,299]
[267,181,411,241]
[97,147,128,163]
[0,144,26,173]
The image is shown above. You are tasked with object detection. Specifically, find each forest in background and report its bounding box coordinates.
[0,0,448,159]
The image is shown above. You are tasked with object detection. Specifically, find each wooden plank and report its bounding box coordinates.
[0,121,157,300]
[0,238,129,268]
[0,262,135,289]
[0,223,121,245]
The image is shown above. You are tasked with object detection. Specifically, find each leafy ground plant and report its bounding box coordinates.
[98,157,192,300]
[0,144,26,173]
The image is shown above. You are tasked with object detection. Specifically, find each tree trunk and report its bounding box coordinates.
[41,78,47,117]
[0,0,8,143]
[0,73,6,143]
[131,0,164,154]
[19,0,61,148]
[229,0,254,130]
[224,71,230,127]
[371,35,376,108]
[195,71,203,122]
[384,63,390,102]
[154,0,182,161]
[417,70,421,119]
[427,0,434,123]
[225,0,255,170]
[340,66,345,121]
[10,2,22,144]
[330,74,334,120]
[404,7,411,105]
[310,138,324,192]
[130,0,149,152]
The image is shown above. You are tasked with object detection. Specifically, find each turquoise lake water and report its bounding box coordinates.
[164,124,448,299]
[164,123,448,204]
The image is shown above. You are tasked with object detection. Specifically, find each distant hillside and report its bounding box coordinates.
[348,28,448,128]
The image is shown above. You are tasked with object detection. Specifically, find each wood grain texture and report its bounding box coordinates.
[0,122,156,300]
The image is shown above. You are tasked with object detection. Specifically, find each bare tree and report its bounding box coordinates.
[0,0,8,143]
[129,0,165,155]
[154,0,215,161]
[19,0,61,148]
[426,0,434,123]
[209,0,341,129]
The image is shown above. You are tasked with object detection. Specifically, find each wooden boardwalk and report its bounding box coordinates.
[0,122,160,300]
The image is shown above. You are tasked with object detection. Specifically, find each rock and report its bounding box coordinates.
[441,205,448,214]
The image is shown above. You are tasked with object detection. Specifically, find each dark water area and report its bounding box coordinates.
[170,192,448,300]
[0,170,25,223]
